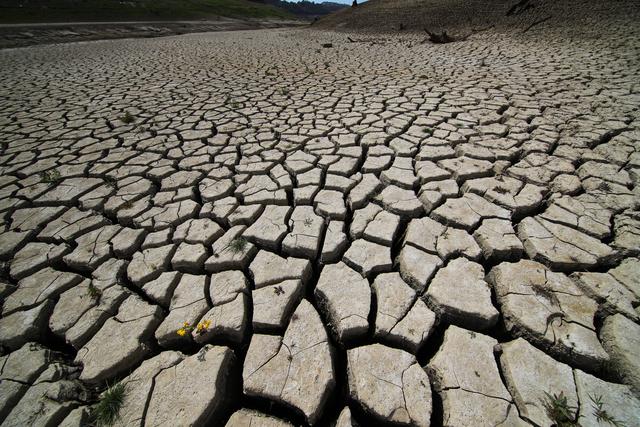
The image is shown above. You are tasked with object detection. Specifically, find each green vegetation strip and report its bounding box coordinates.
[0,0,293,24]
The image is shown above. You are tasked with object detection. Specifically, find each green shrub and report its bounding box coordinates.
[92,382,126,426]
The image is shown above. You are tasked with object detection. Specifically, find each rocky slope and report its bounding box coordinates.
[317,0,638,35]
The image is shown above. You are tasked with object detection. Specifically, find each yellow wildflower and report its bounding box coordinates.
[176,328,187,337]
[196,319,212,334]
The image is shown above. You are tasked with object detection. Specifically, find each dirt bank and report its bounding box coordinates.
[0,18,305,49]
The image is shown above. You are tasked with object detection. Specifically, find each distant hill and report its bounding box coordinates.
[0,0,296,24]
[316,0,639,34]
[250,1,347,18]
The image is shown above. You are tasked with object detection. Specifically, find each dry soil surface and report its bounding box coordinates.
[0,13,639,427]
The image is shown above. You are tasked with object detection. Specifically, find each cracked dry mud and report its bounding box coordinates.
[0,14,640,427]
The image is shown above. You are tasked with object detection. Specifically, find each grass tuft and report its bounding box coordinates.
[598,181,612,192]
[39,169,62,183]
[118,111,135,124]
[590,394,626,426]
[93,382,126,426]
[104,176,117,188]
[87,283,102,301]
[120,199,135,210]
[542,391,579,427]
[228,237,248,253]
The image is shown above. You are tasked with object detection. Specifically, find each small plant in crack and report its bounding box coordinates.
[597,181,612,192]
[590,394,626,426]
[177,319,211,337]
[177,321,194,337]
[120,199,135,210]
[273,285,285,296]
[542,391,580,427]
[278,88,290,96]
[39,169,61,184]
[422,127,432,134]
[118,111,135,125]
[92,382,126,426]
[87,283,102,301]
[195,319,212,335]
[228,237,248,253]
[104,176,117,188]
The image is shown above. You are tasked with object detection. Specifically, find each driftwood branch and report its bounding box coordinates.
[522,15,552,33]
[507,0,535,17]
[423,28,470,44]
[424,29,456,43]
[346,36,387,44]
